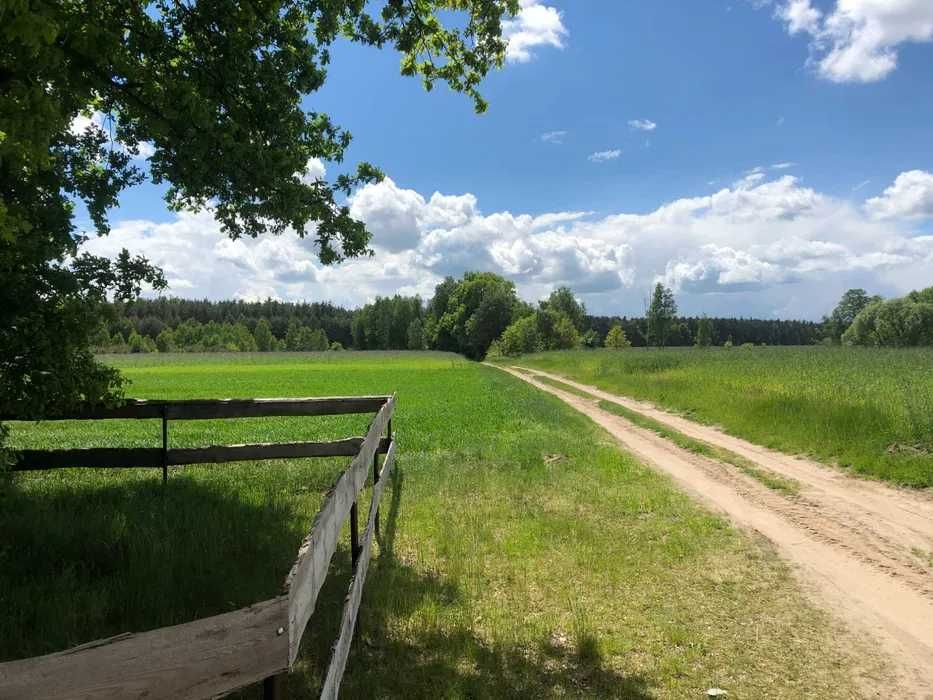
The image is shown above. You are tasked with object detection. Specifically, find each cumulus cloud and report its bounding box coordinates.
[588,149,621,163]
[864,170,933,220]
[503,1,568,63]
[83,169,933,319]
[628,119,657,132]
[69,111,155,160]
[774,0,933,82]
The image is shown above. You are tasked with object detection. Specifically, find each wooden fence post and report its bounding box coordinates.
[350,501,360,568]
[161,408,168,484]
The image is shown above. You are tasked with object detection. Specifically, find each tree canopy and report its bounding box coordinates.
[646,283,677,349]
[1,0,518,419]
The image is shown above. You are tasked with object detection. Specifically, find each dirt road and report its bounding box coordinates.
[497,364,933,698]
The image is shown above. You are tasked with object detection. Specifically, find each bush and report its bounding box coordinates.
[499,315,540,357]
[843,289,933,347]
[604,325,631,349]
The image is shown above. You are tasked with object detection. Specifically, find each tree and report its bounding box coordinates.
[435,272,522,359]
[542,287,587,332]
[604,325,631,349]
[2,0,517,425]
[826,289,882,342]
[646,283,678,348]
[155,329,176,353]
[695,316,713,348]
[499,315,540,356]
[843,288,933,347]
[407,319,425,350]
[253,319,274,352]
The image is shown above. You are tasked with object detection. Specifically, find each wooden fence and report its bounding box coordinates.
[0,394,397,699]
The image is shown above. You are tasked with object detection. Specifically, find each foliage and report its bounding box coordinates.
[352,296,424,350]
[541,286,587,332]
[695,316,713,348]
[1,0,516,423]
[604,325,631,349]
[499,315,540,356]
[646,283,678,349]
[433,272,522,359]
[824,289,882,342]
[843,287,933,347]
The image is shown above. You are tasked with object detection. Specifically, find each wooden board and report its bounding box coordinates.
[0,596,289,700]
[320,440,396,699]
[12,438,392,471]
[0,396,390,422]
[285,395,395,664]
[12,447,164,470]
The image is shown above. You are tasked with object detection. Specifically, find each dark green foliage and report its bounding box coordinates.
[353,296,424,350]
[432,272,523,359]
[646,283,677,349]
[824,289,883,342]
[843,287,933,347]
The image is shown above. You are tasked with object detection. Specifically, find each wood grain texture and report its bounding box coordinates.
[320,439,396,699]
[12,447,164,470]
[0,396,390,422]
[285,395,395,665]
[0,597,289,700]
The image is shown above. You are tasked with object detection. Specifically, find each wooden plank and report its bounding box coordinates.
[0,396,390,422]
[320,440,396,699]
[12,447,164,471]
[11,438,392,472]
[0,596,289,700]
[285,395,395,664]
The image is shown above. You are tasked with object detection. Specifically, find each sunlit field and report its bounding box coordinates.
[2,352,878,698]
[500,346,933,488]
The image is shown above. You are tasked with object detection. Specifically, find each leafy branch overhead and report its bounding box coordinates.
[0,0,517,418]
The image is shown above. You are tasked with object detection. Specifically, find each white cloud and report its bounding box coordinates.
[84,170,933,319]
[864,170,933,220]
[540,130,567,144]
[588,149,621,163]
[771,161,796,170]
[774,0,933,82]
[300,157,326,185]
[628,119,657,132]
[503,1,568,63]
[69,111,155,160]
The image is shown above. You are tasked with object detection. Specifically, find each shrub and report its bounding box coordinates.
[604,325,631,349]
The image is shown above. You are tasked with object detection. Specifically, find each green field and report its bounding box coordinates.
[2,352,880,697]
[500,347,933,488]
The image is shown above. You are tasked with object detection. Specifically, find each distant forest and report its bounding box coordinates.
[96,285,823,354]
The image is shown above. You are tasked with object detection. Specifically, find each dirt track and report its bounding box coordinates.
[497,364,933,698]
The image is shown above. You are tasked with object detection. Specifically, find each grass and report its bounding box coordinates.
[1,352,880,698]
[529,373,799,496]
[498,347,933,488]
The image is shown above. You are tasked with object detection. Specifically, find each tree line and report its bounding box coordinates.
[97,275,830,356]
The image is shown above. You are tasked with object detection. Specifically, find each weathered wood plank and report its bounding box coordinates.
[320,440,396,699]
[12,447,164,470]
[0,596,289,700]
[11,438,392,471]
[0,396,390,422]
[285,395,395,664]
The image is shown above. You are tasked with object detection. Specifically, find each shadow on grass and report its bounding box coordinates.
[0,471,306,662]
[289,467,653,699]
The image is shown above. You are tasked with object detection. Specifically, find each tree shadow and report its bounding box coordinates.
[287,467,653,699]
[0,471,307,662]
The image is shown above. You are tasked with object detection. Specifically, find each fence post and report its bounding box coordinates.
[161,408,168,484]
[263,673,283,699]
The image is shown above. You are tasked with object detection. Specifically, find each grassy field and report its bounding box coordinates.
[2,352,880,697]
[500,347,933,488]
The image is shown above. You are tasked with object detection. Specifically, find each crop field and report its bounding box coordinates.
[2,352,881,698]
[501,346,933,488]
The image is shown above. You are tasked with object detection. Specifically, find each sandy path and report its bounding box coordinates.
[496,364,933,698]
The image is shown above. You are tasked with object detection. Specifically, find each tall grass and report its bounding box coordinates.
[506,346,933,487]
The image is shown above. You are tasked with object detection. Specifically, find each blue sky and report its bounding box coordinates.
[87,0,933,318]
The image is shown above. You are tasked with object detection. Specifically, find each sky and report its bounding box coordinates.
[82,0,933,319]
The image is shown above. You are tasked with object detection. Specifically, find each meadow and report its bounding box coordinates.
[1,352,880,697]
[502,346,933,488]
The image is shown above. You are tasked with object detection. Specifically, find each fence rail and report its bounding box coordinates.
[0,394,397,700]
